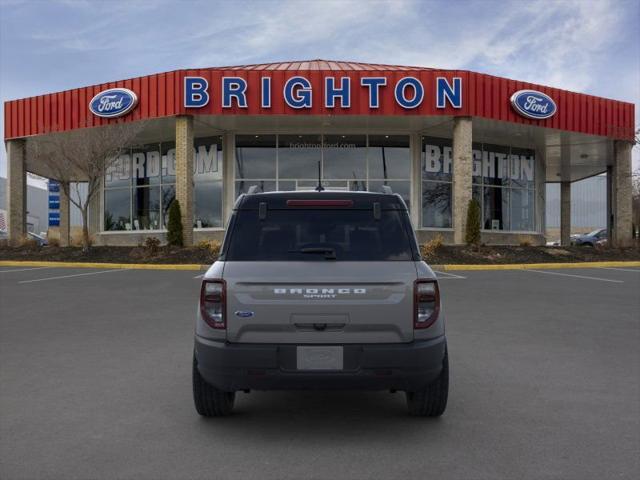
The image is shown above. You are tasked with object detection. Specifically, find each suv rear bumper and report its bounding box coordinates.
[194,335,446,392]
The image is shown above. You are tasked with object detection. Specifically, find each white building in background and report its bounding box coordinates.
[0,177,49,234]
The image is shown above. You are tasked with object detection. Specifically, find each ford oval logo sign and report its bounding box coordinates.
[89,88,138,118]
[510,89,556,120]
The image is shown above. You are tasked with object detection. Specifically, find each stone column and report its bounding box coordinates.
[409,133,422,229]
[560,181,571,246]
[59,182,70,247]
[6,139,27,245]
[610,141,633,247]
[175,115,194,246]
[452,117,473,244]
[222,133,235,227]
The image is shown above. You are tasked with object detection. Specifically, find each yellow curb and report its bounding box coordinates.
[441,261,640,271]
[0,260,207,271]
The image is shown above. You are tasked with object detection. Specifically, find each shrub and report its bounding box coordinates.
[518,236,532,247]
[166,200,183,247]
[196,239,222,256]
[48,237,60,247]
[144,236,161,256]
[465,199,481,246]
[70,230,93,247]
[18,237,39,249]
[420,234,444,258]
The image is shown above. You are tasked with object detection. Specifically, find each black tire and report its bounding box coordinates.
[406,346,449,417]
[192,355,235,417]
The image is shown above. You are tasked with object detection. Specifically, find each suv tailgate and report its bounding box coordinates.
[223,261,417,344]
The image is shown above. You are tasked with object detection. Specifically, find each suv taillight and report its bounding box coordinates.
[200,279,226,329]
[414,279,440,329]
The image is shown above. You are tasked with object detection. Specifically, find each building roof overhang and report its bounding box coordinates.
[4,59,635,143]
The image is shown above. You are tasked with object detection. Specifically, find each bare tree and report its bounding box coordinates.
[27,122,143,251]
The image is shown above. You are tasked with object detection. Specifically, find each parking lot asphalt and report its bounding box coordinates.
[1,265,639,480]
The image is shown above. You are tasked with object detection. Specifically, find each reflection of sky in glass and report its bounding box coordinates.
[104,188,130,231]
[322,135,366,179]
[236,135,277,179]
[278,135,322,178]
[369,136,410,179]
[194,181,223,228]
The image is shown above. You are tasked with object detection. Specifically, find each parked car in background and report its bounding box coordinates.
[28,231,48,246]
[0,230,47,245]
[571,229,607,247]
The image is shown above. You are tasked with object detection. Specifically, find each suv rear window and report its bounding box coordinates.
[224,209,417,261]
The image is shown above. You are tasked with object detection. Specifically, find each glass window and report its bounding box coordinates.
[194,136,222,183]
[422,137,452,182]
[510,147,535,188]
[161,142,176,184]
[104,136,222,232]
[277,180,296,191]
[161,185,175,228]
[422,181,452,228]
[133,186,161,230]
[472,185,482,206]
[322,134,366,179]
[369,180,410,211]
[235,135,277,179]
[104,188,131,231]
[105,153,131,188]
[235,180,277,197]
[484,186,509,230]
[510,189,535,231]
[482,143,510,187]
[369,135,410,179]
[225,209,416,262]
[472,142,483,184]
[194,181,223,228]
[278,134,322,179]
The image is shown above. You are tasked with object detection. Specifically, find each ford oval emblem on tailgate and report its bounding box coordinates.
[235,311,254,318]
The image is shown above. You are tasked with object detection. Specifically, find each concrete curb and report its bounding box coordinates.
[1,260,639,271]
[0,260,207,271]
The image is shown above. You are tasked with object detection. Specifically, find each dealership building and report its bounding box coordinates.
[3,60,636,246]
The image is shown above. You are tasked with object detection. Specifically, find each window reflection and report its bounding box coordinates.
[422,181,452,228]
[236,135,277,179]
[278,134,322,178]
[322,134,366,179]
[369,135,410,179]
[104,188,131,231]
[133,186,160,230]
[104,137,223,232]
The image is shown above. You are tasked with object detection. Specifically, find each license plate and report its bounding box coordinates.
[296,346,343,371]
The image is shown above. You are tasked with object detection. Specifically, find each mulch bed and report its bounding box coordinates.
[1,244,638,265]
[423,245,640,265]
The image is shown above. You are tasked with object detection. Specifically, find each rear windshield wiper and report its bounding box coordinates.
[288,247,337,260]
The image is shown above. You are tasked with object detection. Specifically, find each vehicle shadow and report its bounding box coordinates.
[193,390,448,446]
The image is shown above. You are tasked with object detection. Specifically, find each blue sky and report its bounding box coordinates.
[1,0,638,180]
